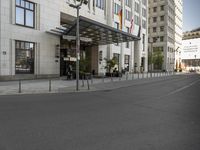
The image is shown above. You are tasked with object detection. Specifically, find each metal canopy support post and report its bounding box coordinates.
[68,0,88,91]
[76,7,80,91]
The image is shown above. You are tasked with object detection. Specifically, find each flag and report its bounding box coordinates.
[130,16,134,33]
[118,9,122,30]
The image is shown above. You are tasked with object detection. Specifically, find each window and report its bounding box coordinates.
[114,22,119,46]
[153,7,157,12]
[153,37,158,42]
[96,0,104,10]
[153,27,157,32]
[142,20,146,29]
[15,0,35,28]
[134,15,139,25]
[99,51,103,61]
[160,36,164,42]
[125,10,131,21]
[126,27,130,48]
[142,0,147,6]
[135,2,139,13]
[160,15,164,21]
[114,3,121,14]
[142,8,146,18]
[153,17,157,23]
[142,34,145,51]
[125,0,131,7]
[113,53,120,65]
[15,41,35,74]
[160,26,164,32]
[160,5,164,11]
[124,55,130,65]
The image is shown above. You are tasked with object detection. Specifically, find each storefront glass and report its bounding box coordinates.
[15,41,35,74]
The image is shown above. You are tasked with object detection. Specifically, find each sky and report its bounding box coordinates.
[183,0,200,32]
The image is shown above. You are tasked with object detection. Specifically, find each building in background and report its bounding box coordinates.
[0,0,148,80]
[182,28,200,71]
[148,0,183,71]
[174,0,183,72]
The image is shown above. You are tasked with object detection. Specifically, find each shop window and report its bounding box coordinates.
[15,41,35,74]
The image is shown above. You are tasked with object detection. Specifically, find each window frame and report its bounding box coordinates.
[15,0,35,28]
[15,40,35,74]
[96,0,104,10]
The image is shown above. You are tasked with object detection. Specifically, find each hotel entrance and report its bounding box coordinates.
[60,40,94,78]
[48,13,140,77]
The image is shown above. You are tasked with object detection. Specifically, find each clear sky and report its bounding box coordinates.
[183,0,200,32]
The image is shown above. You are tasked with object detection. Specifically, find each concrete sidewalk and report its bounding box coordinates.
[0,72,182,95]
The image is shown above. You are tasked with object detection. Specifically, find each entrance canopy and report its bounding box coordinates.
[48,16,140,46]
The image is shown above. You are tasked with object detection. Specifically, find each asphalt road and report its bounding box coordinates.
[0,73,200,150]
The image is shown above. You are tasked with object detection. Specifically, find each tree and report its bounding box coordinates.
[148,47,164,70]
[104,57,117,73]
[152,48,164,70]
[79,58,89,74]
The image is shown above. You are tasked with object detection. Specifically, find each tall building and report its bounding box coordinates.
[148,0,183,71]
[174,0,183,71]
[0,0,148,80]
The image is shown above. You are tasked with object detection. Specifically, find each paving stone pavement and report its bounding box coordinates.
[0,72,183,95]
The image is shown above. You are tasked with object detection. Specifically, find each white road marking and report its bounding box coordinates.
[167,79,200,96]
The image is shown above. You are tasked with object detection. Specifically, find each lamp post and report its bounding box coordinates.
[67,0,88,91]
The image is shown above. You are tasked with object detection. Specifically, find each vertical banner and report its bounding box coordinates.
[118,9,122,30]
[130,16,134,33]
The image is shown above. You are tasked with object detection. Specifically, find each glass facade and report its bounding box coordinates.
[15,41,35,74]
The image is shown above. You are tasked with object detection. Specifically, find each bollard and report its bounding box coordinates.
[19,80,22,93]
[126,73,128,80]
[86,76,90,90]
[102,75,105,83]
[82,78,85,87]
[49,79,52,92]
[111,74,113,82]
[142,72,144,78]
[132,72,134,80]
[91,74,93,84]
[138,72,140,79]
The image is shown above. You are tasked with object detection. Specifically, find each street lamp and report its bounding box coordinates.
[67,0,88,91]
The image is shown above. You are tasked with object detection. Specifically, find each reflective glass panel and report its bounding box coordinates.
[25,1,30,9]
[30,3,34,10]
[25,10,34,27]
[16,0,20,6]
[15,41,35,74]
[16,7,24,25]
[21,0,25,7]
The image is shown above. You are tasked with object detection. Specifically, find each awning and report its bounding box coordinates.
[48,16,140,46]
